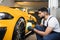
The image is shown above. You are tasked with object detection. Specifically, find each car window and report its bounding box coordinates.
[0,12,14,20]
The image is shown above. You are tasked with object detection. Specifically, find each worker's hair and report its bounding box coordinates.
[38,7,48,13]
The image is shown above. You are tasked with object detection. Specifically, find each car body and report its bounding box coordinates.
[0,6,37,40]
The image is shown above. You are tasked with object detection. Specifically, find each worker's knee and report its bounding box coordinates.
[43,36,50,40]
[43,35,55,40]
[35,24,45,31]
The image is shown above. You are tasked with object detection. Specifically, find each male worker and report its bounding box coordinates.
[28,7,60,40]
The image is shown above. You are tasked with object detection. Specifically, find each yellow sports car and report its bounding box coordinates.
[0,6,36,40]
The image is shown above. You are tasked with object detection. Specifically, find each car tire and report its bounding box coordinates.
[12,18,25,40]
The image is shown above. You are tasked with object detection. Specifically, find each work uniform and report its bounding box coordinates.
[35,15,60,40]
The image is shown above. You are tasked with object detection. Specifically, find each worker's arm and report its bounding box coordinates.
[33,26,53,36]
[40,24,43,26]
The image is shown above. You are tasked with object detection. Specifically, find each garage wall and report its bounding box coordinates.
[0,0,15,7]
[56,8,60,24]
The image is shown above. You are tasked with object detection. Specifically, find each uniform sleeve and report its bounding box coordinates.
[48,17,56,28]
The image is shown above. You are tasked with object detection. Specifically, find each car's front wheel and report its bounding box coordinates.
[12,18,25,40]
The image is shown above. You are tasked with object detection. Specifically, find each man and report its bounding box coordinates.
[28,7,60,40]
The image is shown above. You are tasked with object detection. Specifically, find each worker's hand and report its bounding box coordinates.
[28,26,34,31]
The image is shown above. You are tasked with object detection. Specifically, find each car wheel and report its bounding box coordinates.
[12,18,25,40]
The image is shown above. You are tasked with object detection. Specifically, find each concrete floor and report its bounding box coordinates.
[26,34,37,40]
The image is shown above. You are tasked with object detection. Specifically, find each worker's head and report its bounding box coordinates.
[38,7,50,19]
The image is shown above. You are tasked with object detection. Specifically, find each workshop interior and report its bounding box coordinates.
[0,0,60,40]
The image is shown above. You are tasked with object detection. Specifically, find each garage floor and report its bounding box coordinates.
[26,34,37,40]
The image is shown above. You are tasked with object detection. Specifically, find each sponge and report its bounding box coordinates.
[26,22,32,30]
